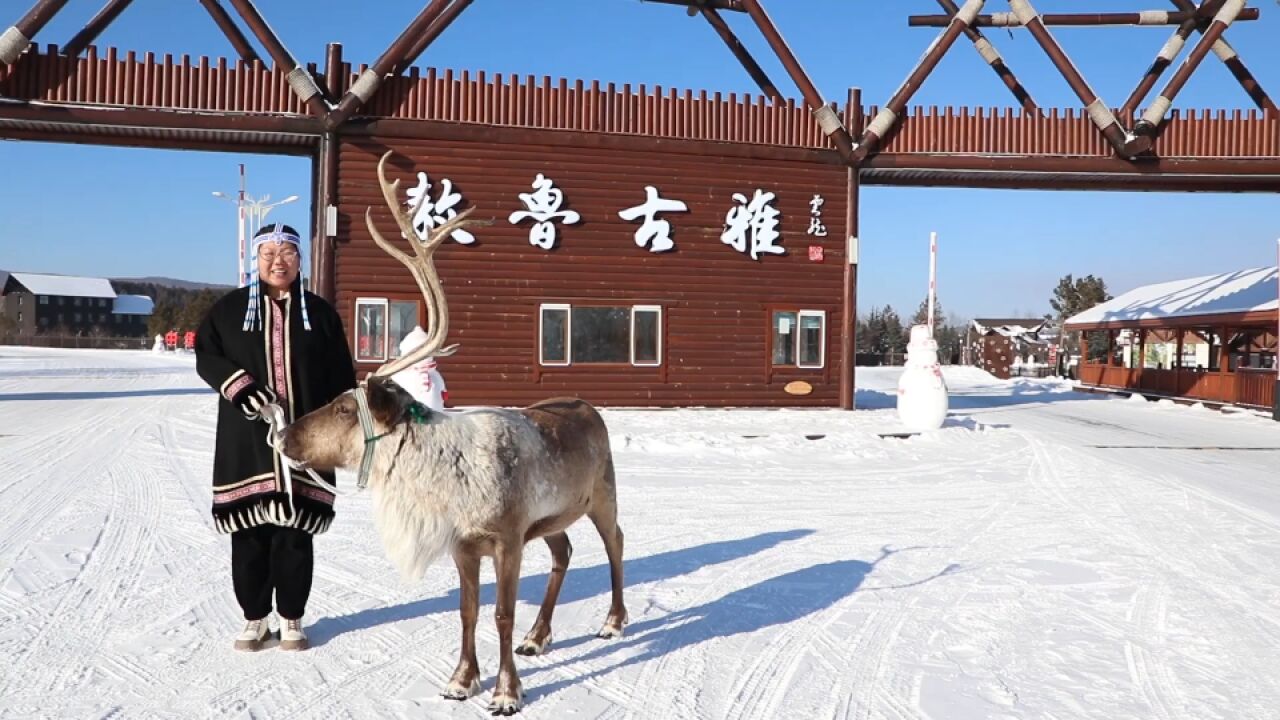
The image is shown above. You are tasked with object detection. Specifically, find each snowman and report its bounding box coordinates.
[152,334,166,353]
[390,326,449,411]
[896,324,949,432]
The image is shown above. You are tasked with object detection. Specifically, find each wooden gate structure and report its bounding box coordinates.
[2,0,1277,407]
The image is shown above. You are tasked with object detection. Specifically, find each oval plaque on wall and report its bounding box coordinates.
[784,381,813,396]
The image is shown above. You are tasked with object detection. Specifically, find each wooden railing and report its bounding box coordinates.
[1078,363,1275,409]
[3,46,1276,157]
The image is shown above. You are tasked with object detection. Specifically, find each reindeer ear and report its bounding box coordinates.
[366,378,409,427]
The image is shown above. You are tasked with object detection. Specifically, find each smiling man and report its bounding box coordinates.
[194,223,357,653]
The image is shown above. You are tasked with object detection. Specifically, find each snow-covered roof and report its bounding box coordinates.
[972,319,1047,338]
[8,272,117,299]
[112,295,154,315]
[1065,267,1278,328]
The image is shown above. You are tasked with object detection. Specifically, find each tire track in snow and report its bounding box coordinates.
[17,425,164,701]
[1023,433,1185,720]
[841,460,1034,720]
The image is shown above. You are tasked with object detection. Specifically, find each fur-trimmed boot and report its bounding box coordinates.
[233,617,272,651]
[280,617,309,651]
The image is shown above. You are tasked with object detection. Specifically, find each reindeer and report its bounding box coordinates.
[280,152,626,715]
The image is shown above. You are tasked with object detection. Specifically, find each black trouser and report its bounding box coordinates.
[231,524,314,621]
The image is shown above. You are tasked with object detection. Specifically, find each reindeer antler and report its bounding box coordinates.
[365,150,491,378]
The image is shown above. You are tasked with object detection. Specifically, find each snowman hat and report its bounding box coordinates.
[243,223,311,332]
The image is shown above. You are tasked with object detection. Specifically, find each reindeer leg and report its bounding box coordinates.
[517,531,572,656]
[589,461,627,639]
[489,539,525,716]
[442,549,482,701]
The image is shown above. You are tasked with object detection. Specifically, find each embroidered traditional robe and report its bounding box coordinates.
[195,282,357,534]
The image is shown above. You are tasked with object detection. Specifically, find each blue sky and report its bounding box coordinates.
[1,0,1277,319]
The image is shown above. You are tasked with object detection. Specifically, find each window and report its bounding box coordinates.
[354,298,388,363]
[16,312,21,323]
[100,299,108,308]
[352,299,421,362]
[39,317,48,327]
[773,311,797,365]
[772,310,827,369]
[57,296,64,306]
[38,295,48,305]
[17,295,22,306]
[539,304,663,366]
[572,307,630,363]
[387,300,420,359]
[74,312,82,323]
[540,304,569,366]
[632,306,661,366]
[73,297,81,306]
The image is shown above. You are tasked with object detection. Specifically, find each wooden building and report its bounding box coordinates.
[966,318,1050,379]
[1064,267,1277,410]
[335,77,851,408]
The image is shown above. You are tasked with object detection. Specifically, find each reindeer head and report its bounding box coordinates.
[281,378,415,471]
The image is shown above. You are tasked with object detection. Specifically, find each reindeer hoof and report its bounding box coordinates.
[593,614,624,635]
[515,634,551,656]
[487,687,524,715]
[442,677,481,700]
[596,623,625,640]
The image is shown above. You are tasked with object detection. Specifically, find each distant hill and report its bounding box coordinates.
[111,276,233,291]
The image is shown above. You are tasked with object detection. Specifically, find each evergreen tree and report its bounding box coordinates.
[1050,274,1112,353]
[1050,274,1111,321]
[882,306,906,355]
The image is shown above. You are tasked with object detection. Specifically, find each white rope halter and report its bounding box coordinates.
[260,403,349,528]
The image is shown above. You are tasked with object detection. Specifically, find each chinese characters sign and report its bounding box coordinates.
[400,165,830,262]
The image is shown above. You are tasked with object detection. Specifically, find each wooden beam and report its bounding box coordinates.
[699,5,783,102]
[737,0,855,161]
[936,0,1036,112]
[224,0,329,114]
[1120,0,1222,117]
[196,0,261,65]
[1004,0,1150,158]
[394,0,475,76]
[853,0,985,163]
[909,8,1259,26]
[641,0,746,12]
[1,0,72,64]
[1167,0,1277,112]
[327,0,458,128]
[1136,0,1251,135]
[63,0,134,58]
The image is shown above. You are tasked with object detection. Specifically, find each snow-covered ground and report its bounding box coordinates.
[1,346,1278,720]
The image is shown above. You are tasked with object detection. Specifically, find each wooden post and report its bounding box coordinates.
[839,88,861,410]
[1175,329,1185,394]
[1136,328,1147,392]
[1219,325,1232,403]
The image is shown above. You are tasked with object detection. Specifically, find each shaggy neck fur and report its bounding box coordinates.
[365,408,549,580]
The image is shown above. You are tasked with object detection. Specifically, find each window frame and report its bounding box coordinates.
[770,307,828,371]
[538,303,664,368]
[539,303,571,367]
[796,310,827,369]
[630,305,663,367]
[353,297,390,363]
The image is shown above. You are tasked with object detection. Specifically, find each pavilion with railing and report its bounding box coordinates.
[1065,267,1278,410]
